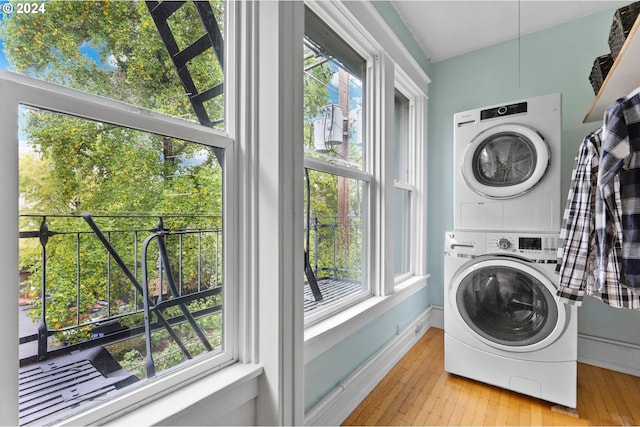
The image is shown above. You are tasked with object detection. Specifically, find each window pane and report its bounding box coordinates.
[394,187,411,277]
[1,0,225,129]
[394,91,410,182]
[304,169,366,317]
[303,34,364,170]
[18,106,224,425]
[394,91,411,278]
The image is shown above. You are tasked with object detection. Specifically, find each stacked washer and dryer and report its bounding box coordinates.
[445,93,578,408]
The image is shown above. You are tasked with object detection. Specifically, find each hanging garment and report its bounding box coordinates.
[597,92,640,290]
[557,128,640,309]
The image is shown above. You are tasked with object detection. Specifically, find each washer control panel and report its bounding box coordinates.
[489,234,558,262]
[446,231,558,262]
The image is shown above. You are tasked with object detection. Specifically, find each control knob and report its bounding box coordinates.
[497,238,511,250]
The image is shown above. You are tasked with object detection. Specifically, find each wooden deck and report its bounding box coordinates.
[304,278,363,315]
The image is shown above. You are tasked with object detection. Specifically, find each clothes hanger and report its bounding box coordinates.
[627,86,640,98]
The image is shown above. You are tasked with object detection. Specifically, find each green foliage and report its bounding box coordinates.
[0,0,224,119]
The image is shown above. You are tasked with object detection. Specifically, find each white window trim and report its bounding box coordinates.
[254,1,305,425]
[304,157,372,183]
[394,181,415,192]
[302,0,429,353]
[393,72,429,287]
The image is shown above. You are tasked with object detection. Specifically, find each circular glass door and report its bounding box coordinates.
[462,124,549,199]
[452,257,564,352]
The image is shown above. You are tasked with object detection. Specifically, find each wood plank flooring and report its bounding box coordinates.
[342,328,640,426]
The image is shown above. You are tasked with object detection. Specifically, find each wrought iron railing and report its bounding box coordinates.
[18,213,223,377]
[308,215,363,281]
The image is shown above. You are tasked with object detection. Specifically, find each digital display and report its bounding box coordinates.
[519,237,541,250]
[481,102,528,120]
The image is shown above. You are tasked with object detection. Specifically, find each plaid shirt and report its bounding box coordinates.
[597,93,640,293]
[557,128,640,309]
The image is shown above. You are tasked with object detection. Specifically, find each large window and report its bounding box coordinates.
[1,1,236,424]
[303,8,369,323]
[302,5,428,325]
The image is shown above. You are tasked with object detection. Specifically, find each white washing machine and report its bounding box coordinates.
[454,93,562,232]
[444,230,577,408]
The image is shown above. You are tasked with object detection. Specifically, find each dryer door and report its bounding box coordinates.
[451,257,565,352]
[462,123,549,199]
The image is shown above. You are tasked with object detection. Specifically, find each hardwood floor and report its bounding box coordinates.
[342,328,640,426]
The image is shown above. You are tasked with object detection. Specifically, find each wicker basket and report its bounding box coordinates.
[589,54,614,95]
[608,1,640,60]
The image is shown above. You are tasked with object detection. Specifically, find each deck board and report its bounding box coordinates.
[18,347,138,426]
[304,278,363,315]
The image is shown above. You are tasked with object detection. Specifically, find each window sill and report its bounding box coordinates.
[59,363,264,426]
[304,274,429,364]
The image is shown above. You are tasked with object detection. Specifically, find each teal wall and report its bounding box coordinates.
[304,286,429,411]
[427,8,640,345]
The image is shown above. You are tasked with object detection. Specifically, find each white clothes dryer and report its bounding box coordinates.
[444,230,577,408]
[453,93,562,232]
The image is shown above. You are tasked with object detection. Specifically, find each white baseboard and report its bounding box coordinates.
[577,334,640,377]
[304,306,437,426]
[429,305,444,328]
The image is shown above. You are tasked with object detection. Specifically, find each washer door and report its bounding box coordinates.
[462,123,549,199]
[451,257,565,352]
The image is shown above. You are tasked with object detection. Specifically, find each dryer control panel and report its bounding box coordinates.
[446,231,558,263]
[480,101,528,120]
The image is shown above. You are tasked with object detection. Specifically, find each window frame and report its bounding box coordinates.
[393,87,416,284]
[303,6,375,325]
[393,71,428,289]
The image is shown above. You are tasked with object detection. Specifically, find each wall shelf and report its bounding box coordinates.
[584,14,640,123]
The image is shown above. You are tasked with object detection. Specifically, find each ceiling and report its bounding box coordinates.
[390,1,629,63]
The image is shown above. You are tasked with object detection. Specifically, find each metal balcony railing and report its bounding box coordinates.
[304,215,364,314]
[19,213,223,370]
[308,215,362,280]
[18,213,224,425]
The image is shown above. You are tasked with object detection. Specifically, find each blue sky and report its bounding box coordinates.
[0,11,8,70]
[0,39,7,70]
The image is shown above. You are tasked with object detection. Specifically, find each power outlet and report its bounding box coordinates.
[414,322,423,336]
